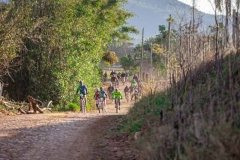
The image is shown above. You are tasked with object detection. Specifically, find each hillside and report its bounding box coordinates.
[124,0,216,44]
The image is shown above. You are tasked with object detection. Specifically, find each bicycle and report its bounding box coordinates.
[102,76,107,82]
[125,92,130,102]
[108,91,114,102]
[131,91,140,103]
[121,77,125,85]
[112,81,117,88]
[80,94,86,113]
[114,98,120,113]
[97,98,107,113]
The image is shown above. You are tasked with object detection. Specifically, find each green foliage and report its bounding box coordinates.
[117,116,144,133]
[131,24,179,74]
[120,55,139,71]
[155,25,168,45]
[166,16,174,22]
[152,53,166,72]
[155,95,170,109]
[0,0,135,107]
[68,103,80,112]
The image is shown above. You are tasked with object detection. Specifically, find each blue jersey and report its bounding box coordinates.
[77,85,87,95]
[99,90,107,98]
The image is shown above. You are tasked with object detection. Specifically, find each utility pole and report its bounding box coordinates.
[140,28,144,80]
[192,0,195,64]
[167,15,171,51]
[167,15,172,81]
[150,43,153,81]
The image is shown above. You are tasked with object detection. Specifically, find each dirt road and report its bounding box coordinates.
[0,81,133,160]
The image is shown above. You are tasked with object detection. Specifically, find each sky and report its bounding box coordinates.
[179,0,215,14]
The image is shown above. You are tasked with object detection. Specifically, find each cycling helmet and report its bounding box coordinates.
[115,88,118,91]
[96,88,99,91]
[79,80,83,83]
[100,87,103,90]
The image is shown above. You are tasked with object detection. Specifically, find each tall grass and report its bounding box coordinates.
[119,51,240,160]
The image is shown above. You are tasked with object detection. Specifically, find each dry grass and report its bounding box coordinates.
[119,51,240,160]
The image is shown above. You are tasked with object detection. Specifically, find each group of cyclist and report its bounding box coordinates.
[103,70,130,86]
[75,80,123,112]
[76,71,143,112]
[108,73,144,102]
[124,79,143,101]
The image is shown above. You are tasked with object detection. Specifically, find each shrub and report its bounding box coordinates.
[68,103,80,112]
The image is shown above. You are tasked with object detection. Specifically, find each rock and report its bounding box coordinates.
[134,131,141,140]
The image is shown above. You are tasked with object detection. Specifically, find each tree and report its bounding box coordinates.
[120,55,139,71]
[102,51,119,66]
[0,0,136,108]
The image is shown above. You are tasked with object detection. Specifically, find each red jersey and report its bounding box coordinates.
[94,91,101,99]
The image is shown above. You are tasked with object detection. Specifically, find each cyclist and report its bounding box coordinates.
[117,73,121,82]
[107,84,114,99]
[131,88,140,101]
[125,72,129,81]
[99,87,107,107]
[111,88,123,109]
[110,70,115,77]
[133,74,138,82]
[124,85,129,97]
[131,79,138,89]
[111,74,119,87]
[102,72,107,81]
[121,72,126,84]
[94,88,101,109]
[76,80,88,105]
[129,84,134,95]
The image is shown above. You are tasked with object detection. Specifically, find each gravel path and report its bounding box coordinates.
[0,81,133,160]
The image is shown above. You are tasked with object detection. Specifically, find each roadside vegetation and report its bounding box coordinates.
[0,0,138,111]
[112,1,240,159]
[118,50,240,159]
[1,0,240,159]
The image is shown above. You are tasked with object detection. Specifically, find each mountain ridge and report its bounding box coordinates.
[124,0,216,44]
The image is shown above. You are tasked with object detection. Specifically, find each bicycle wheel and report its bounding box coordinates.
[81,99,86,113]
[126,92,129,102]
[115,98,120,113]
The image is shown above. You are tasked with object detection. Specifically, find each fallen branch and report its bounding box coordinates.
[46,100,53,108]
[1,96,53,115]
[17,108,26,114]
[41,107,52,112]
[3,101,17,110]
